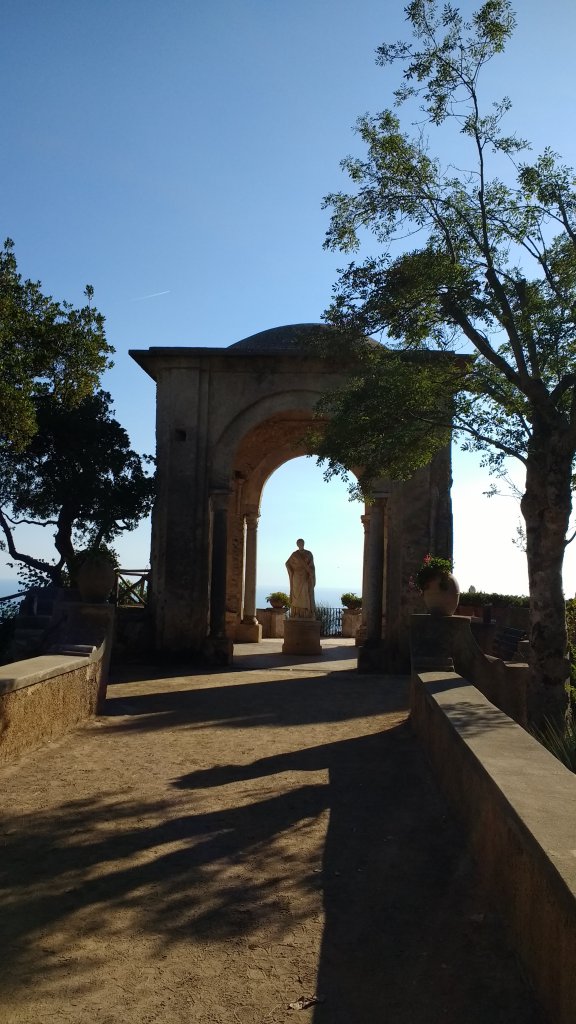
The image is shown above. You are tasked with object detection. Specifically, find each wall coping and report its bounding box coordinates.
[0,654,92,697]
[413,669,576,1022]
[418,670,576,895]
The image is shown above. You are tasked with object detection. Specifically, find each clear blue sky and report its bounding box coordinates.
[2,0,576,597]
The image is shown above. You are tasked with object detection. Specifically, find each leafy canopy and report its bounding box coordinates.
[317,0,576,490]
[0,390,155,585]
[0,239,113,451]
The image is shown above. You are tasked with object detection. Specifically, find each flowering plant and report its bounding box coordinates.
[412,553,453,592]
[266,591,290,608]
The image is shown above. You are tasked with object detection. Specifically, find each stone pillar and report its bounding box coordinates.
[226,474,246,636]
[358,495,387,672]
[236,505,262,643]
[207,489,233,663]
[356,512,370,647]
[149,365,211,657]
[364,497,386,642]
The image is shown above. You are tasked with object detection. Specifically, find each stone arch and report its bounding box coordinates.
[211,388,324,488]
[130,324,455,667]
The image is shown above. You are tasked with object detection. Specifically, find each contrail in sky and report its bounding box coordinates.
[131,289,171,301]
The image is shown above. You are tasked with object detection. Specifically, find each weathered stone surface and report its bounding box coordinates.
[130,326,454,664]
[282,618,321,655]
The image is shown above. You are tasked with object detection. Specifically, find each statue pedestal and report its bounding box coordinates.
[282,618,321,656]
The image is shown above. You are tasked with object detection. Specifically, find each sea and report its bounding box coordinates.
[0,579,356,610]
[0,579,23,600]
[256,585,355,609]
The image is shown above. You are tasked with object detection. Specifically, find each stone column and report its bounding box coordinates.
[226,474,246,636]
[236,505,262,643]
[356,512,371,647]
[207,489,234,662]
[358,495,387,672]
[149,364,212,657]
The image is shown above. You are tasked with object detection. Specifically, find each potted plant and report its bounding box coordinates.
[412,554,459,617]
[266,591,290,610]
[74,546,117,604]
[341,592,362,610]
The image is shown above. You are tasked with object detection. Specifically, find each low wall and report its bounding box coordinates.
[411,669,576,1024]
[257,608,286,639]
[0,604,113,765]
[410,613,530,726]
[457,603,530,631]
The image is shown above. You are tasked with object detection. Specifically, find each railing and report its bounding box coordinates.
[315,605,343,637]
[0,591,26,604]
[114,570,149,607]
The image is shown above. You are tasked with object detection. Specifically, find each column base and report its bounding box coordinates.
[203,635,234,665]
[282,618,321,655]
[235,620,263,643]
[357,640,388,674]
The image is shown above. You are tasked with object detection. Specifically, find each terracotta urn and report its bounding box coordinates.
[77,555,116,603]
[422,572,460,617]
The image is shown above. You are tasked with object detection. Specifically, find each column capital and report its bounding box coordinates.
[211,489,232,512]
[244,503,261,525]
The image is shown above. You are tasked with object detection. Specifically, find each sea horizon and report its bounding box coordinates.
[0,579,360,610]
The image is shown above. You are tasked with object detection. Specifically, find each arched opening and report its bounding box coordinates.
[256,456,363,609]
[131,327,454,667]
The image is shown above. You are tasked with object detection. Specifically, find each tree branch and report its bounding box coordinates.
[0,507,62,582]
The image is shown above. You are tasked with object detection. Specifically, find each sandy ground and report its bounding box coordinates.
[0,639,544,1024]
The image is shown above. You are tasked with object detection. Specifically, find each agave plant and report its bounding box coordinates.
[533,711,576,774]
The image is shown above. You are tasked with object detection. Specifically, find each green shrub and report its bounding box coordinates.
[266,591,290,608]
[458,591,530,608]
[532,713,576,774]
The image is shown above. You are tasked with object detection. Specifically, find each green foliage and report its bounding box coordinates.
[314,0,576,694]
[317,0,576,491]
[458,591,530,607]
[414,553,453,590]
[311,348,460,494]
[65,543,119,588]
[532,714,576,774]
[266,591,290,607]
[0,390,155,585]
[0,239,113,451]
[341,592,362,608]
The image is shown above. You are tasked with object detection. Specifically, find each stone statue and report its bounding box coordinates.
[285,538,316,619]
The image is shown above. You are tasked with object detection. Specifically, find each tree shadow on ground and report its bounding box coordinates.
[0,666,542,1022]
[103,668,408,733]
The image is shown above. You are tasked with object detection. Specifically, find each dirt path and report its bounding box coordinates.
[0,640,543,1023]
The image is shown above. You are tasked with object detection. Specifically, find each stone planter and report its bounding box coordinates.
[77,556,116,604]
[422,572,460,617]
[342,607,362,638]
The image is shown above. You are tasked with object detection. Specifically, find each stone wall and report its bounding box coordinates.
[411,669,576,1024]
[0,648,108,765]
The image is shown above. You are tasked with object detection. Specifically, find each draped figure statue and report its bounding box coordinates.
[285,538,316,619]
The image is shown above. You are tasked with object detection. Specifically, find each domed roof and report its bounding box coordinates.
[228,323,334,353]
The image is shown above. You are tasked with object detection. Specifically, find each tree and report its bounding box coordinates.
[0,390,155,586]
[316,0,576,703]
[0,239,113,451]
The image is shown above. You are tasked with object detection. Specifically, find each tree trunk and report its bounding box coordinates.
[54,507,76,581]
[521,423,572,725]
